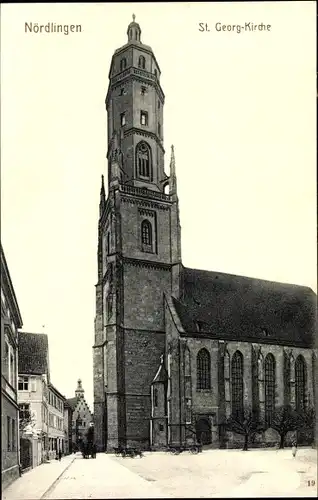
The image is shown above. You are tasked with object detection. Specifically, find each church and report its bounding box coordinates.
[93,16,317,452]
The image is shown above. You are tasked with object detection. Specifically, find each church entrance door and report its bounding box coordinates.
[195,418,211,445]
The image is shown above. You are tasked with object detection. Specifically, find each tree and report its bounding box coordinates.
[271,405,302,449]
[19,406,36,436]
[224,409,266,451]
[298,406,316,445]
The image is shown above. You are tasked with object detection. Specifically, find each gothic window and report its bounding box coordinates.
[264,353,276,425]
[138,55,146,69]
[140,111,148,126]
[154,387,158,407]
[136,141,152,179]
[107,232,110,255]
[185,347,191,377]
[120,58,127,72]
[196,348,211,390]
[295,355,307,412]
[141,220,152,247]
[120,113,126,127]
[231,351,244,418]
[154,68,158,78]
[106,293,113,320]
[158,122,161,137]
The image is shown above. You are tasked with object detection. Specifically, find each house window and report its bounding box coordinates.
[138,55,146,69]
[196,348,211,390]
[231,351,244,418]
[19,403,31,421]
[140,111,148,126]
[18,376,29,391]
[7,417,11,451]
[120,113,126,126]
[136,141,152,179]
[295,355,307,412]
[10,351,16,388]
[7,416,11,451]
[120,58,127,72]
[3,341,9,380]
[159,424,164,432]
[12,419,16,451]
[264,353,276,425]
[141,220,152,247]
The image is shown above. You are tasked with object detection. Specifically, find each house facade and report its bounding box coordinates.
[67,379,93,450]
[48,384,66,458]
[18,332,50,469]
[93,17,317,452]
[1,244,23,489]
[63,400,73,455]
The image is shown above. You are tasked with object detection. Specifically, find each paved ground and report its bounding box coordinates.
[2,448,317,499]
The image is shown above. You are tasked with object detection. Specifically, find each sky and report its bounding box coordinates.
[1,2,316,410]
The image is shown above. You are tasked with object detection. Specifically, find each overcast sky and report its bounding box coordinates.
[1,2,316,410]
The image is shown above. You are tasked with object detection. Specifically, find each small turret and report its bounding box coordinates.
[99,175,105,216]
[75,378,85,399]
[169,145,177,197]
[127,14,141,43]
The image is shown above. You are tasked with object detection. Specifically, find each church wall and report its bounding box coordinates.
[178,337,315,449]
[185,338,219,413]
[123,263,171,330]
[120,200,172,263]
[123,329,165,448]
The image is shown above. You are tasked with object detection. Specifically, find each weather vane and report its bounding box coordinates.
[132,14,136,22]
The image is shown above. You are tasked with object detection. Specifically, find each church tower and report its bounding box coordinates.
[93,15,182,451]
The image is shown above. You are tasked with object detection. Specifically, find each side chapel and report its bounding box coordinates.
[93,16,317,451]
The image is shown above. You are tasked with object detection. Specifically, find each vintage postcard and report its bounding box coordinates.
[1,1,317,499]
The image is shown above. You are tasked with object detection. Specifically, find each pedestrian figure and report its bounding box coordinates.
[292,441,297,458]
[58,449,62,461]
[92,444,97,459]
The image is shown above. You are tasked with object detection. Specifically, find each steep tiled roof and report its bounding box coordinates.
[18,332,49,375]
[66,397,78,411]
[172,267,316,348]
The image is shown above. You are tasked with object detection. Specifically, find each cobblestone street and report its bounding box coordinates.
[2,448,317,499]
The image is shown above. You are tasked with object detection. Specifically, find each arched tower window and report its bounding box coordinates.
[141,220,152,246]
[154,68,158,78]
[138,56,146,69]
[264,353,276,425]
[136,141,152,180]
[295,355,307,412]
[196,348,211,390]
[231,351,244,418]
[120,58,127,72]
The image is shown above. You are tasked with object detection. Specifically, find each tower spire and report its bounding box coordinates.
[169,145,177,196]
